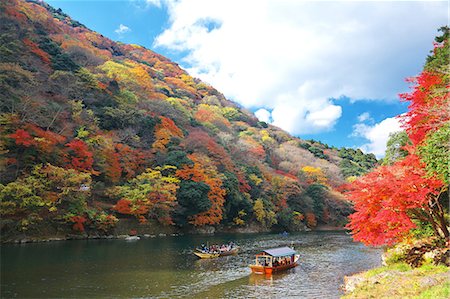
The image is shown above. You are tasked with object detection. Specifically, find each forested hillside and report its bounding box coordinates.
[0,0,377,240]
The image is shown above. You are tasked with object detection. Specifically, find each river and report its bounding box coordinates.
[1,231,382,298]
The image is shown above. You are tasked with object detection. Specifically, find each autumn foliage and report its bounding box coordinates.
[344,31,450,246]
[400,72,449,145]
[1,0,363,238]
[176,154,226,226]
[65,139,94,172]
[344,154,446,246]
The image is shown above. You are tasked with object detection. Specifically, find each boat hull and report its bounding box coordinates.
[250,254,300,275]
[194,248,239,259]
[193,251,220,259]
[250,262,298,275]
[219,248,239,256]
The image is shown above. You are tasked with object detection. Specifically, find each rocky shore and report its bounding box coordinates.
[342,242,450,298]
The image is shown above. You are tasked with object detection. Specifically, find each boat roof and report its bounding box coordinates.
[262,247,296,257]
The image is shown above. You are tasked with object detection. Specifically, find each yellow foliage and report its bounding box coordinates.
[301,165,327,184]
[253,199,266,223]
[233,217,245,226]
[180,73,195,86]
[249,174,263,186]
[260,130,275,145]
[98,60,153,90]
[346,176,357,183]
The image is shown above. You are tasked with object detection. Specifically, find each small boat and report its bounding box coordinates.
[193,244,239,259]
[125,236,140,241]
[249,246,299,275]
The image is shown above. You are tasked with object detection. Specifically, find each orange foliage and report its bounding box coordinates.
[4,5,28,23]
[194,105,231,129]
[113,198,149,218]
[26,125,66,153]
[113,199,132,214]
[9,125,66,153]
[184,129,234,170]
[70,215,86,232]
[275,169,298,181]
[153,116,183,151]
[240,136,266,160]
[23,38,51,64]
[176,154,226,226]
[305,213,317,228]
[237,171,251,193]
[65,139,94,172]
[165,76,197,95]
[9,129,35,147]
[115,143,148,179]
[104,148,121,183]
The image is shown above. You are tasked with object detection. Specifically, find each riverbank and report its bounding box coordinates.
[342,240,450,298]
[342,262,450,298]
[1,219,346,244]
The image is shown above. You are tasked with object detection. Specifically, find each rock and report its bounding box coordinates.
[343,273,366,293]
[47,237,65,242]
[194,226,215,234]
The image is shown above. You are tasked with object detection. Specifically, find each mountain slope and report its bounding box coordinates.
[0,0,375,240]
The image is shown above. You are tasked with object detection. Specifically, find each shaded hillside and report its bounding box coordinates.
[0,0,376,239]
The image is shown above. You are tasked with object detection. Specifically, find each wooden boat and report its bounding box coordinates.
[193,251,220,259]
[249,246,299,275]
[193,246,239,259]
[218,247,239,256]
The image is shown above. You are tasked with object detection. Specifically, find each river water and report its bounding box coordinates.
[1,231,382,298]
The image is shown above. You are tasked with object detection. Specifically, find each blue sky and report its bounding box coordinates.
[47,0,447,156]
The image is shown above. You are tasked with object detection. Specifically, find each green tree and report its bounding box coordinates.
[383,131,411,165]
[419,123,450,184]
[176,180,211,217]
[304,184,327,220]
[0,164,91,231]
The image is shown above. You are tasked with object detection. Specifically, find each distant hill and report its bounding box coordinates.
[0,0,377,240]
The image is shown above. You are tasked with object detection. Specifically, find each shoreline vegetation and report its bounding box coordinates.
[343,242,450,298]
[1,223,346,244]
[343,263,450,299]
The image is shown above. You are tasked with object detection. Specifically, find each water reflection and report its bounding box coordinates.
[1,231,382,298]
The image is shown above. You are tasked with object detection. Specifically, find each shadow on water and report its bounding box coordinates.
[1,231,382,298]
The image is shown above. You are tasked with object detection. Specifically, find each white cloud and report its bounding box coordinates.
[254,108,271,123]
[358,112,373,123]
[352,116,403,158]
[115,24,131,35]
[154,0,446,135]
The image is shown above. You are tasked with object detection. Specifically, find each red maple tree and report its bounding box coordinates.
[343,154,447,246]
